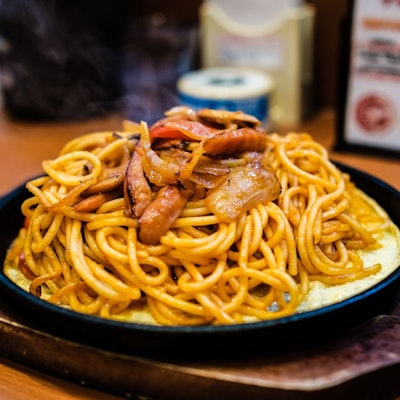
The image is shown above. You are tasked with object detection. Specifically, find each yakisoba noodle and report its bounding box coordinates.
[4,108,400,326]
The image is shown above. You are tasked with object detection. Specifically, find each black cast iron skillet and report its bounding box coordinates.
[0,161,399,358]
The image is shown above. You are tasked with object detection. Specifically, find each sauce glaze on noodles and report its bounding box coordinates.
[4,118,396,326]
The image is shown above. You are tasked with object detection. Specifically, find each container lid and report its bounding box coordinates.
[177,68,274,100]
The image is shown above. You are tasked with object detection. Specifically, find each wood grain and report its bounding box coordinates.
[0,299,398,399]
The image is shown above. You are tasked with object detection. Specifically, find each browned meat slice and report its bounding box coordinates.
[124,149,152,218]
[139,185,186,245]
[203,128,267,155]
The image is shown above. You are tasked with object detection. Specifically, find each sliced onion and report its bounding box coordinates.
[193,157,230,176]
[205,166,280,222]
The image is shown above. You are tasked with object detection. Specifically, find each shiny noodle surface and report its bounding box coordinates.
[5,128,390,326]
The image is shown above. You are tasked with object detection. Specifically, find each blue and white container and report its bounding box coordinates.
[177,67,274,127]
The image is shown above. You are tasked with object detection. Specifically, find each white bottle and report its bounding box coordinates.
[200,0,315,128]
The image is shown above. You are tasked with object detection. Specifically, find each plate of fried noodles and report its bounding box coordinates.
[0,107,399,356]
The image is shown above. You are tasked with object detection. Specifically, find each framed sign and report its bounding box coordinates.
[336,0,400,159]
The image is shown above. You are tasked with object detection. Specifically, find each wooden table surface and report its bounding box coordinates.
[0,108,399,400]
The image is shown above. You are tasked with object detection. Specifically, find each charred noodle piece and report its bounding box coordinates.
[203,128,267,155]
[139,185,187,245]
[124,148,152,218]
[18,252,37,280]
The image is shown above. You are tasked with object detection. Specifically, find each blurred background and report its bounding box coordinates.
[0,0,348,127]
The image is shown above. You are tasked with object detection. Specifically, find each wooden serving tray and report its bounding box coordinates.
[0,296,398,400]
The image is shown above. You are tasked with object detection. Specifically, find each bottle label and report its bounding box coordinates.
[344,0,400,151]
[216,34,284,71]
